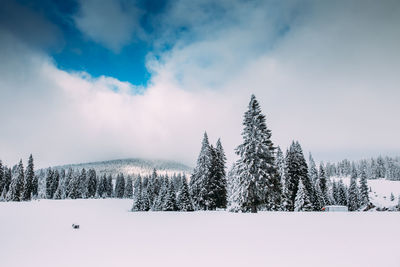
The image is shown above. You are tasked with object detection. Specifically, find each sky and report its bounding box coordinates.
[0,0,399,169]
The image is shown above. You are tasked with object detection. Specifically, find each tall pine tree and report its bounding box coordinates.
[318,163,330,205]
[124,176,133,198]
[228,95,281,212]
[285,142,311,211]
[213,139,227,209]
[163,180,178,211]
[0,160,4,194]
[106,175,113,197]
[294,179,312,211]
[190,132,213,210]
[177,177,194,211]
[86,169,97,198]
[115,174,126,198]
[348,166,360,211]
[22,155,34,201]
[131,176,143,211]
[6,160,24,201]
[68,171,82,199]
[359,164,369,206]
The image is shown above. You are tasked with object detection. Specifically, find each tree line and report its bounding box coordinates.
[1,95,399,212]
[324,156,400,181]
[0,156,192,210]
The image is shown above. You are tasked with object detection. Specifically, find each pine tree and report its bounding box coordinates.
[228,95,281,212]
[275,147,286,185]
[337,180,348,206]
[86,169,97,198]
[390,192,394,201]
[376,156,386,178]
[331,181,338,204]
[213,139,227,209]
[285,142,311,211]
[4,167,12,193]
[0,160,4,194]
[37,170,46,199]
[359,165,369,206]
[314,179,325,211]
[22,155,34,201]
[97,174,106,198]
[163,180,178,211]
[45,168,53,199]
[64,168,73,197]
[68,171,82,199]
[59,169,66,198]
[202,144,218,210]
[6,160,24,201]
[276,147,290,211]
[32,175,39,198]
[176,177,194,211]
[79,169,87,198]
[190,132,213,210]
[106,175,113,197]
[141,185,151,211]
[131,177,143,211]
[153,177,168,211]
[115,174,125,198]
[16,160,25,200]
[6,177,19,201]
[227,164,241,212]
[52,170,60,199]
[318,163,330,205]
[171,173,181,193]
[146,172,158,206]
[124,176,133,198]
[294,179,312,211]
[54,185,62,199]
[308,153,318,184]
[348,166,360,211]
[0,187,7,201]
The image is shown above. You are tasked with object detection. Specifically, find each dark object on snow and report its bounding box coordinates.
[72,224,80,229]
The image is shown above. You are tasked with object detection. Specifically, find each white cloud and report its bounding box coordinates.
[73,0,143,52]
[0,29,236,168]
[147,0,400,161]
[1,0,400,169]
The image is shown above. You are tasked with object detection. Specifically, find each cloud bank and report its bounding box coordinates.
[0,0,399,168]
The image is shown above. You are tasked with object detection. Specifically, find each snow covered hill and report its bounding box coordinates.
[0,199,399,267]
[331,176,400,209]
[45,158,193,177]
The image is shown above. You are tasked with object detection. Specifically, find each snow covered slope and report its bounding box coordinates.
[46,158,193,176]
[0,199,399,267]
[331,177,400,209]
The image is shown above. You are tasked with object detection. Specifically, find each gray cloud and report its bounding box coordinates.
[73,0,143,52]
[0,0,62,50]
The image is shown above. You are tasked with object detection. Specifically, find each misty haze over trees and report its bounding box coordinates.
[1,95,399,212]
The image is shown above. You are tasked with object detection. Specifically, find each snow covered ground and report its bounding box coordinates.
[1,199,399,267]
[331,177,400,208]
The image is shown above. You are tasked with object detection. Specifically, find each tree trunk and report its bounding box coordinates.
[251,204,257,213]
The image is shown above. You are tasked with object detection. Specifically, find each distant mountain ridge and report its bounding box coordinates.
[46,158,193,177]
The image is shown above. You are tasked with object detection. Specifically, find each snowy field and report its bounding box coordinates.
[1,199,399,267]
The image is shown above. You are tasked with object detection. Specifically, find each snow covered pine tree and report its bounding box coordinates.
[228,95,281,212]
[294,179,312,211]
[190,132,213,210]
[22,154,34,201]
[285,141,312,211]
